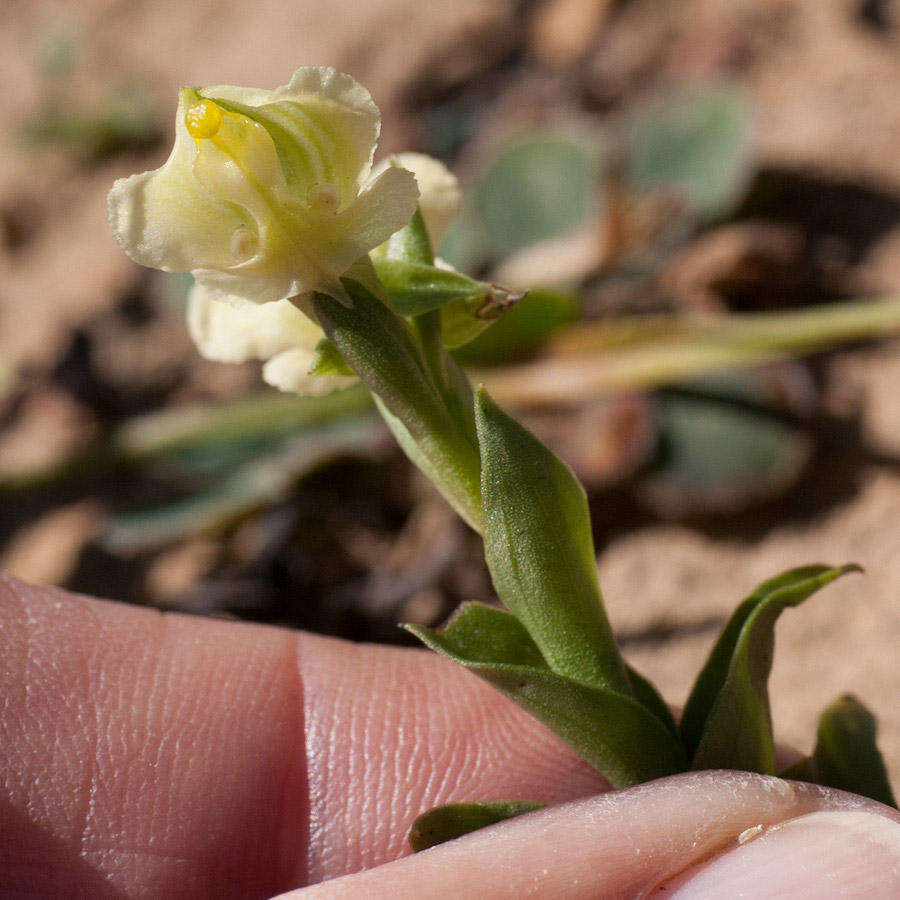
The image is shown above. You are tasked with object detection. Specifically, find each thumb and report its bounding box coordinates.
[287,771,900,898]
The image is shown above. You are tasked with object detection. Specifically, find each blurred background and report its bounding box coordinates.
[1,0,899,779]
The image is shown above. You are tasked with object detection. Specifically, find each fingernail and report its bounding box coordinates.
[655,811,900,898]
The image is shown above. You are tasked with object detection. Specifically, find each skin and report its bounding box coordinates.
[1,571,898,898]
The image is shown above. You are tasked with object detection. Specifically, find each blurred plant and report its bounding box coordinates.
[105,65,895,856]
[440,83,750,279]
[24,86,163,163]
[104,414,382,554]
[22,21,162,162]
[625,83,752,220]
[440,133,601,275]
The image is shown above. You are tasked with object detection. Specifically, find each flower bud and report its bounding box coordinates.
[372,152,460,247]
[187,283,355,395]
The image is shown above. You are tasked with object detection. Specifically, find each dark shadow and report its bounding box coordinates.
[737,168,900,266]
[616,613,725,650]
[0,799,128,898]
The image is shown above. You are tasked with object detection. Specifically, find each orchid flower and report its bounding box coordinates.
[185,153,461,394]
[108,67,419,306]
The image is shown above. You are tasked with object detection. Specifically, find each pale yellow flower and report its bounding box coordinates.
[108,67,419,305]
[186,154,461,395]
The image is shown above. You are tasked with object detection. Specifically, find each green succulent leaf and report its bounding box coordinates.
[407,618,685,787]
[314,273,482,531]
[372,256,493,317]
[685,564,862,773]
[782,696,896,808]
[474,387,631,694]
[409,801,545,852]
[409,801,544,852]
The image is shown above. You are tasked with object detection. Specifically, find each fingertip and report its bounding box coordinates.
[654,810,900,897]
[292,772,900,898]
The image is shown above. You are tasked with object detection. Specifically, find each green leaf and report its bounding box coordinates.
[373,206,490,318]
[418,602,678,737]
[454,290,581,365]
[314,273,482,531]
[373,201,493,322]
[779,756,817,782]
[372,199,526,347]
[475,388,631,694]
[475,137,598,254]
[409,801,544,852]
[380,206,434,265]
[680,566,836,760]
[803,695,895,808]
[415,601,550,668]
[407,618,686,788]
[626,83,751,218]
[687,564,862,773]
[372,257,492,317]
[308,338,355,378]
[439,290,521,350]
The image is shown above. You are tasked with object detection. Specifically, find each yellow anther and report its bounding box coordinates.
[185,100,223,140]
[307,182,341,213]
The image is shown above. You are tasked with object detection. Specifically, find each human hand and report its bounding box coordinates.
[2,573,898,898]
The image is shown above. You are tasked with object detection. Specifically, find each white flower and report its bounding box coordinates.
[187,282,355,395]
[372,152,460,247]
[108,67,419,305]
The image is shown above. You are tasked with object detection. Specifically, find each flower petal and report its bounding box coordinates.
[263,346,357,395]
[107,91,252,273]
[374,153,460,245]
[187,283,321,364]
[203,66,380,200]
[327,165,420,272]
